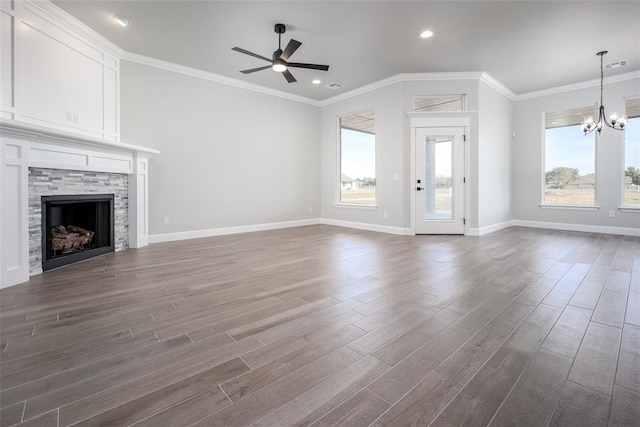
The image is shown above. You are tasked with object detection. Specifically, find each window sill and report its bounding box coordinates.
[619,206,640,213]
[333,203,377,210]
[539,204,600,211]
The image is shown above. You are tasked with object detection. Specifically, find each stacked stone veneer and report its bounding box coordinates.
[28,168,129,274]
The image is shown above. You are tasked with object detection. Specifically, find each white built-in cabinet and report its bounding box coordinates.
[1,0,120,141]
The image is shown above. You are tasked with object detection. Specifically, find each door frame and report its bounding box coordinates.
[409,113,471,235]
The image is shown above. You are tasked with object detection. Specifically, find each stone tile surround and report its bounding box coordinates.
[28,168,129,275]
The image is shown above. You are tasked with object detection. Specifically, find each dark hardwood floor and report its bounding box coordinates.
[0,225,638,426]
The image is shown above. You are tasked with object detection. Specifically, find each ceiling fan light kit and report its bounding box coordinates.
[581,50,627,135]
[232,23,330,83]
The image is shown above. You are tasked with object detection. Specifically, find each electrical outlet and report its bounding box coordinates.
[608,210,615,218]
[393,173,400,180]
[163,217,169,224]
[308,207,313,213]
[383,212,388,219]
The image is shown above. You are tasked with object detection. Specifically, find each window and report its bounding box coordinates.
[339,110,376,205]
[544,106,597,206]
[414,95,465,112]
[624,98,640,207]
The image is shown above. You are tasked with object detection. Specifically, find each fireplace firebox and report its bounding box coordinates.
[41,194,115,271]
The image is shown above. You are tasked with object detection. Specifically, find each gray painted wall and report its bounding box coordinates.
[119,60,637,237]
[320,84,405,229]
[320,79,482,230]
[512,77,640,229]
[478,81,513,228]
[120,61,321,235]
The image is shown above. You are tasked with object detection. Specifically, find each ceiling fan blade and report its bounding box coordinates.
[232,47,272,63]
[282,69,297,83]
[280,39,302,61]
[287,62,330,71]
[240,65,273,74]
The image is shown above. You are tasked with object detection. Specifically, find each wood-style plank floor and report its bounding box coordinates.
[1,225,638,426]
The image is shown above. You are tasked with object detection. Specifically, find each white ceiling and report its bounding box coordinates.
[52,0,640,101]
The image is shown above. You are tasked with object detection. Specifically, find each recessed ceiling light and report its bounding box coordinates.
[420,30,434,39]
[312,79,321,85]
[113,16,132,27]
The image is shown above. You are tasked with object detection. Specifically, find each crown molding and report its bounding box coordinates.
[318,72,501,106]
[479,72,517,101]
[23,0,124,58]
[514,70,640,101]
[121,52,322,107]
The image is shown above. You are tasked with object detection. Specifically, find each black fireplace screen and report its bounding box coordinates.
[41,194,115,271]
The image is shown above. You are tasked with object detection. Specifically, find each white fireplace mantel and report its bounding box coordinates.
[0,120,159,288]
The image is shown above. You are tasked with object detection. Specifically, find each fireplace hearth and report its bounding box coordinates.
[41,194,115,271]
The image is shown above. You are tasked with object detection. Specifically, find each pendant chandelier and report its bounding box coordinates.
[581,51,627,135]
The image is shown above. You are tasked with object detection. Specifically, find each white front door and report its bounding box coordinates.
[415,127,465,234]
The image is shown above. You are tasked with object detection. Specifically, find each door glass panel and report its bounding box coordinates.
[424,137,453,220]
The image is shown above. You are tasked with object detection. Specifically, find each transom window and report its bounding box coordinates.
[544,106,597,206]
[339,110,376,205]
[414,95,466,112]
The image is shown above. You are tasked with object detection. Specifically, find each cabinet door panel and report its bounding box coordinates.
[104,66,118,136]
[19,20,103,132]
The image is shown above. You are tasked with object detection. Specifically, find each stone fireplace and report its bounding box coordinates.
[29,169,127,274]
[1,120,158,288]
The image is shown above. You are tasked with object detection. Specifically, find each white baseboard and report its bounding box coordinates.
[149,217,638,245]
[149,218,321,243]
[467,220,514,236]
[512,220,640,237]
[320,218,412,235]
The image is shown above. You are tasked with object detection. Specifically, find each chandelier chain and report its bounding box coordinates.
[600,53,604,106]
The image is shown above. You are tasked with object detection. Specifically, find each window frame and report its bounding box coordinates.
[335,108,378,208]
[540,105,600,210]
[621,96,640,211]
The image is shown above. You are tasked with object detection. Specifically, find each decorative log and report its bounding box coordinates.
[51,225,94,252]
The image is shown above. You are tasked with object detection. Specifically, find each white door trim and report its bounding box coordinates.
[409,114,471,235]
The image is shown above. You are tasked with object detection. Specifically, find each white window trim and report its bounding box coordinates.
[622,98,640,209]
[619,206,640,213]
[333,203,378,210]
[539,204,600,211]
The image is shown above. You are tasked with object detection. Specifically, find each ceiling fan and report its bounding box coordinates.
[232,23,329,83]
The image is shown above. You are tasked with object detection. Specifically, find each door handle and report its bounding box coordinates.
[416,187,423,191]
